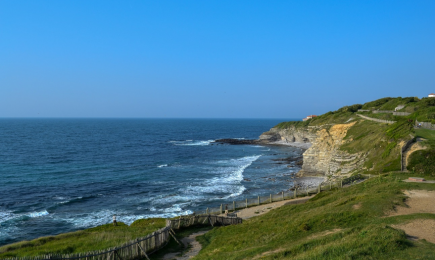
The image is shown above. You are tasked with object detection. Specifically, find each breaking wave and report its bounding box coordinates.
[170,140,215,146]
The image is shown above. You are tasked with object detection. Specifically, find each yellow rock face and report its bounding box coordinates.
[299,122,365,177]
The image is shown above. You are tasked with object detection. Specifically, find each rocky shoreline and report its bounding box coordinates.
[214,138,325,188]
[214,138,311,150]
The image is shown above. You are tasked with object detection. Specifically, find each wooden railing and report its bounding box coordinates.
[3,215,242,260]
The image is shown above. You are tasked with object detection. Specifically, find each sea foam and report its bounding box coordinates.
[170,140,215,146]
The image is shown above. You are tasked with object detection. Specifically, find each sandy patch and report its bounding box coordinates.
[393,219,435,244]
[228,196,314,219]
[404,142,426,167]
[352,203,362,210]
[388,190,435,216]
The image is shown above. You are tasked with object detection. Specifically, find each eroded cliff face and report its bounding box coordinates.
[260,122,366,177]
[299,122,366,177]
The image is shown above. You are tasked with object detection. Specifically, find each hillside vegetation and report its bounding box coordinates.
[276,97,435,174]
[0,218,166,258]
[195,173,435,259]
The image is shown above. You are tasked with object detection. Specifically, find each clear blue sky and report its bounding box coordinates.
[1,1,434,118]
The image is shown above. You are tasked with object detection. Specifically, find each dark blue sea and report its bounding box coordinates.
[0,118,303,246]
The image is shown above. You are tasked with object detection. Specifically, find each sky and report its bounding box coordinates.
[1,1,434,118]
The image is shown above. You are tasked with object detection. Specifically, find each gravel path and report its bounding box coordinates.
[232,196,314,219]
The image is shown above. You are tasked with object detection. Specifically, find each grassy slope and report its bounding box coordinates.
[275,97,435,174]
[0,218,166,258]
[406,128,435,175]
[195,173,435,260]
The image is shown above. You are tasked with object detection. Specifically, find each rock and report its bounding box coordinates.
[214,138,262,145]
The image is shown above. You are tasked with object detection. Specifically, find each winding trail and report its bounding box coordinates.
[402,138,426,171]
[161,230,209,260]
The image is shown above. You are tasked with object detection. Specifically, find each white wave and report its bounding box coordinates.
[0,210,17,223]
[185,155,261,198]
[261,149,271,151]
[59,207,193,228]
[171,140,215,146]
[0,209,49,224]
[214,155,261,183]
[157,164,168,168]
[53,196,68,200]
[28,210,49,218]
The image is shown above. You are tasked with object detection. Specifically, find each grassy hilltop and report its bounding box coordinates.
[275,96,435,176]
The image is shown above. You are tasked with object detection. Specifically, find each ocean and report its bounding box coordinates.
[0,118,303,246]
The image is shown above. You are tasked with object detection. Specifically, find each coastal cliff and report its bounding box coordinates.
[259,125,316,143]
[260,122,365,178]
[298,122,366,177]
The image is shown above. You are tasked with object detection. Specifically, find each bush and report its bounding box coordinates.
[407,149,435,176]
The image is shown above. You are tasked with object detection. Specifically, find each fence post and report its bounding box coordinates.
[294,188,297,199]
[270,194,272,203]
[206,208,209,214]
[246,199,248,208]
[220,204,223,214]
[258,196,260,205]
[233,201,235,211]
[282,191,284,201]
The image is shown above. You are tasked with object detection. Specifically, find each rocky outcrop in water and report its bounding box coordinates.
[214,139,262,145]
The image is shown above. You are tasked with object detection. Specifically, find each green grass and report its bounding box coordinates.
[194,173,435,259]
[415,128,435,140]
[339,120,405,173]
[0,218,166,258]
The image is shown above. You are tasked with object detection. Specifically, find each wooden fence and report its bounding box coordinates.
[4,215,243,260]
[167,215,242,230]
[356,114,396,124]
[372,110,394,114]
[393,112,411,116]
[401,137,416,171]
[416,120,435,130]
[192,174,369,216]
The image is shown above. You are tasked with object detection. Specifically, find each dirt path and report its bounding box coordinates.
[228,196,314,219]
[387,190,435,244]
[402,139,426,170]
[393,219,435,244]
[388,190,435,216]
[161,230,209,260]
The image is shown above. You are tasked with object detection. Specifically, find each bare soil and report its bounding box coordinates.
[388,190,435,216]
[393,219,435,244]
[388,190,435,244]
